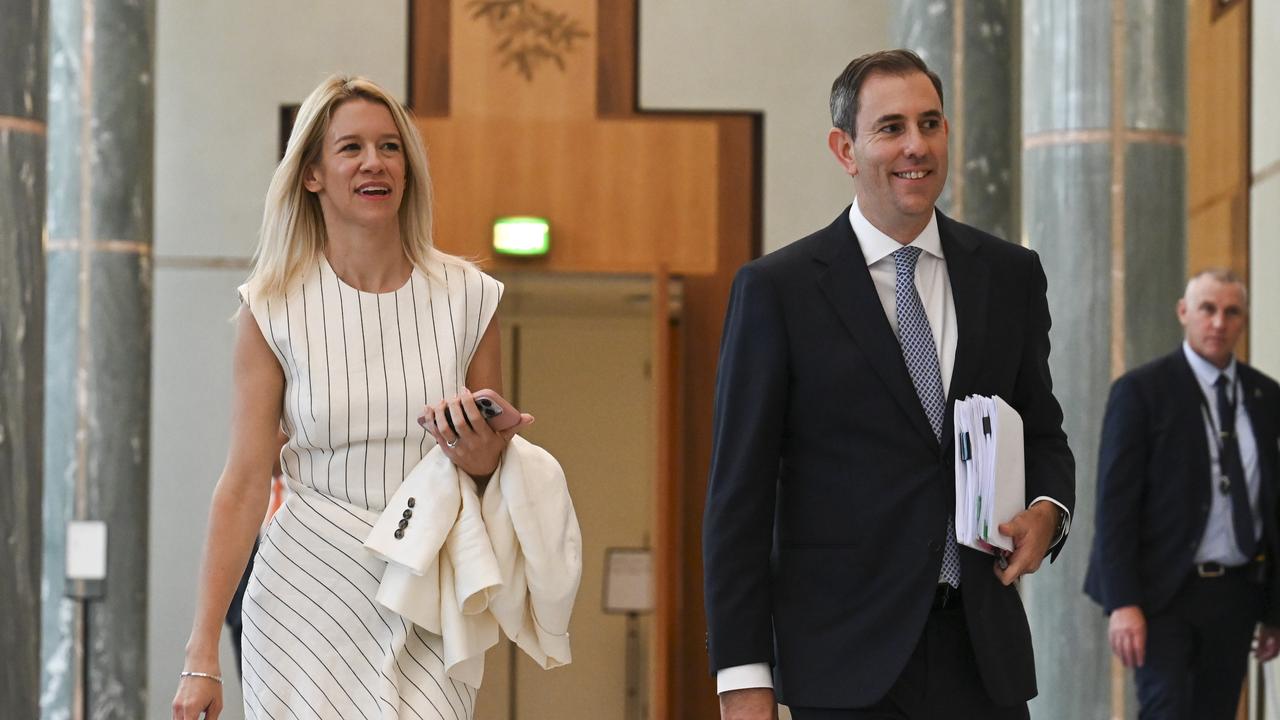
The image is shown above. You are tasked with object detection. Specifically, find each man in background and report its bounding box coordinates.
[1085,269,1280,718]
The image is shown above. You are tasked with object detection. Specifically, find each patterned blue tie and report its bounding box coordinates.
[892,246,961,587]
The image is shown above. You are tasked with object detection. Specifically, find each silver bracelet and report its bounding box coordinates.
[179,671,223,685]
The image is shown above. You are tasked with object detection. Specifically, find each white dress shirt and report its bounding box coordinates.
[716,199,1071,695]
[1182,342,1262,565]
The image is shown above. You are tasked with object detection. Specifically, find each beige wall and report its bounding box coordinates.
[1251,0,1280,379]
[638,0,892,254]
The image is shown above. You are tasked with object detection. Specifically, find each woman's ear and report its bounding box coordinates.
[302,164,322,193]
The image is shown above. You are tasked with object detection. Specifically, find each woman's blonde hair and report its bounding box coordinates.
[245,74,465,298]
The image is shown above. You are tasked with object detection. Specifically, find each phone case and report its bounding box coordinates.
[472,388,523,431]
[437,389,524,434]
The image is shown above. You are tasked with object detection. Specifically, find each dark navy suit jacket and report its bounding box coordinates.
[1084,349,1280,622]
[702,208,1076,708]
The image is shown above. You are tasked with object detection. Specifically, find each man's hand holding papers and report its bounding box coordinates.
[994,501,1060,586]
[953,394,1061,585]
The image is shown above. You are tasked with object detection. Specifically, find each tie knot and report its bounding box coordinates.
[1216,373,1230,390]
[892,245,923,277]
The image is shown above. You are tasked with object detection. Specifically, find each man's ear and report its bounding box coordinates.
[827,127,857,177]
[302,164,322,193]
[1176,297,1188,326]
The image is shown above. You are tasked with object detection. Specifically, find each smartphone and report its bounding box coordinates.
[440,388,523,433]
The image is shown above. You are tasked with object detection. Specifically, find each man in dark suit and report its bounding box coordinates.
[703,49,1075,720]
[1084,269,1280,718]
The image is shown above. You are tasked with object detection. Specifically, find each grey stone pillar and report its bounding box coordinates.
[0,1,48,717]
[892,0,1018,239]
[40,0,154,717]
[1021,1,1185,718]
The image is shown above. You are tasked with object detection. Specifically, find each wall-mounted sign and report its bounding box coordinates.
[67,521,107,581]
[493,216,551,256]
[602,547,653,614]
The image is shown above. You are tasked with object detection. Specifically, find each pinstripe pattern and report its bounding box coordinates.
[237,256,503,719]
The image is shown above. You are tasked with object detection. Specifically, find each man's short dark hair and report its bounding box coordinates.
[830,49,945,137]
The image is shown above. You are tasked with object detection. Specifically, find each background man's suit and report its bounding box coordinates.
[1084,348,1280,713]
[703,208,1075,709]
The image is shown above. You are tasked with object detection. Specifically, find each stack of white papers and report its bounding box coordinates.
[953,395,1025,555]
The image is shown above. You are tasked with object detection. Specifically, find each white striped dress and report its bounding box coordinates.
[236,255,502,720]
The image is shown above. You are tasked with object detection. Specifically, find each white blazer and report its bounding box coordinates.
[363,436,582,688]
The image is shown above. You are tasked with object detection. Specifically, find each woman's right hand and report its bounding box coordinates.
[172,669,223,720]
[419,387,533,479]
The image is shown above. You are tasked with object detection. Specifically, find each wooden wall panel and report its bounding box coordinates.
[1187,0,1250,291]
[409,0,450,114]
[413,0,727,276]
[1187,0,1250,356]
[652,265,676,720]
[450,0,597,119]
[419,117,721,274]
[1188,192,1248,272]
[597,0,637,116]
[676,113,760,720]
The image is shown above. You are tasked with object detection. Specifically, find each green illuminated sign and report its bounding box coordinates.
[493,216,550,256]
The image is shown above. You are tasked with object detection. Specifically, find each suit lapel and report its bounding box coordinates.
[814,209,940,448]
[938,214,988,405]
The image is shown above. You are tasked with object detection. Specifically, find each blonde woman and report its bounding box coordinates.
[173,75,533,720]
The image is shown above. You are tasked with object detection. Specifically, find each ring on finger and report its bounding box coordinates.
[446,436,460,449]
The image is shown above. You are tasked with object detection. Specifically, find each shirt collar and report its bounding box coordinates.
[1182,340,1237,388]
[848,197,942,267]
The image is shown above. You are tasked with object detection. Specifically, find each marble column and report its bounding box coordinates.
[892,0,1017,239]
[1021,1,1185,718]
[40,0,155,717]
[0,1,48,717]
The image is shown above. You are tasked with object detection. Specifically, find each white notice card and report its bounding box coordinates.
[603,548,653,613]
[66,520,108,581]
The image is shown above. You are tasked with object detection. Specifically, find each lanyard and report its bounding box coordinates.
[1195,374,1239,495]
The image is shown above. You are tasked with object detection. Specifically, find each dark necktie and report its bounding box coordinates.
[892,246,961,587]
[1215,373,1255,557]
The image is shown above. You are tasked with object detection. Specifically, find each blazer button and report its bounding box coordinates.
[407,497,416,508]
[398,518,409,529]
[403,509,413,520]
[394,528,405,540]
[928,540,942,553]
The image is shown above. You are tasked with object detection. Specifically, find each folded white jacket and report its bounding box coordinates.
[363,435,582,688]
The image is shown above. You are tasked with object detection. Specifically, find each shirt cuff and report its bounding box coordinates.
[716,663,774,694]
[1030,496,1071,546]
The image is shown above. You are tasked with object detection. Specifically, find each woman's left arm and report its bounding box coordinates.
[465,312,505,397]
